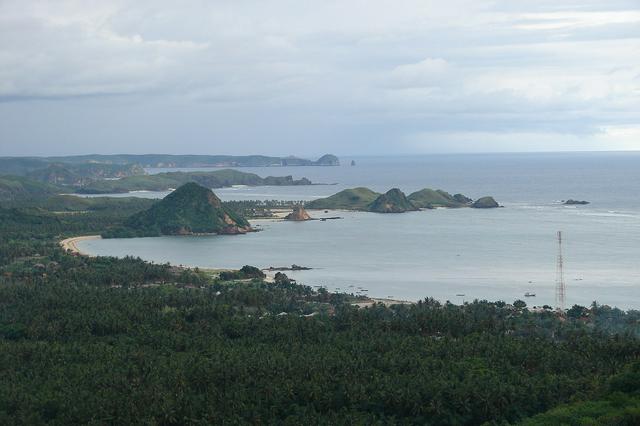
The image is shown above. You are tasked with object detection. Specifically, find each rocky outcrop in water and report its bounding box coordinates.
[367,189,418,213]
[285,205,312,221]
[471,196,500,208]
[564,199,589,205]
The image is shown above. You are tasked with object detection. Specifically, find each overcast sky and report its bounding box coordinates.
[0,0,639,157]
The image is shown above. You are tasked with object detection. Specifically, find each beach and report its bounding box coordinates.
[60,235,101,256]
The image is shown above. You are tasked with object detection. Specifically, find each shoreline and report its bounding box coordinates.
[56,235,403,305]
[59,235,101,256]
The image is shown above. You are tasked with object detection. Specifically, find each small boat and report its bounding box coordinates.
[456,293,465,297]
[524,292,536,297]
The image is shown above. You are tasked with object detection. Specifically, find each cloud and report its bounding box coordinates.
[388,58,450,88]
[0,0,639,155]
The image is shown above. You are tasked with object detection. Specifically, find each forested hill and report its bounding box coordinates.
[107,182,252,237]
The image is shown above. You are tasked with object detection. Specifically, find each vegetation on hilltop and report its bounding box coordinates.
[472,196,500,208]
[104,183,251,238]
[0,175,62,202]
[307,187,500,211]
[306,187,380,210]
[408,188,471,208]
[368,188,418,213]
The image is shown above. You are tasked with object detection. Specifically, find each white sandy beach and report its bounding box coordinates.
[59,235,101,256]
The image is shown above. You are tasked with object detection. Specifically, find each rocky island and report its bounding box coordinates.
[102,182,252,238]
[284,205,312,221]
[564,199,590,205]
[472,196,500,208]
[306,187,500,212]
[306,187,380,210]
[368,188,418,213]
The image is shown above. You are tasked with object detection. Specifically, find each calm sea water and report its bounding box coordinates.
[78,152,640,309]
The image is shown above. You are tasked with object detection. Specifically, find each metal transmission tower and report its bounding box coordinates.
[555,231,566,312]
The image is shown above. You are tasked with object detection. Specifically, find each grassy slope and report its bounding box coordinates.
[407,188,466,208]
[306,187,380,210]
[367,188,417,213]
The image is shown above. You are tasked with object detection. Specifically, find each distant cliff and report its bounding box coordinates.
[103,183,252,237]
[2,153,341,169]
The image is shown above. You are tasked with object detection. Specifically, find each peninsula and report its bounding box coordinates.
[0,153,340,176]
[74,169,313,194]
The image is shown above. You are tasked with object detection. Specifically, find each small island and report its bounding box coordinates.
[368,188,417,213]
[564,199,590,205]
[102,182,252,238]
[306,187,500,212]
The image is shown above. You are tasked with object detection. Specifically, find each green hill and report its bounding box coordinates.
[306,187,380,210]
[106,183,251,237]
[314,154,340,166]
[0,176,62,202]
[472,196,499,208]
[368,188,417,213]
[307,187,498,212]
[407,188,472,208]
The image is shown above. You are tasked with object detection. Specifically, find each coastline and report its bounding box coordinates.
[59,235,101,256]
[352,298,415,308]
[58,234,411,304]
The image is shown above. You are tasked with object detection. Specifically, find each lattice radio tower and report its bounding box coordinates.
[555,231,566,312]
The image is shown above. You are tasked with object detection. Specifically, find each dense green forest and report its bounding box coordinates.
[1,198,639,424]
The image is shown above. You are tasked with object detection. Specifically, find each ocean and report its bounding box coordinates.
[77,152,640,309]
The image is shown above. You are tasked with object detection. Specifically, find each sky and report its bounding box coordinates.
[0,0,639,157]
